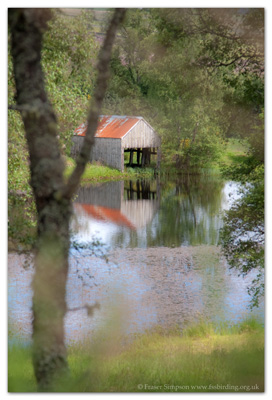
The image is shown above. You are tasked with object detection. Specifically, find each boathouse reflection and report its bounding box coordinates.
[73,180,160,232]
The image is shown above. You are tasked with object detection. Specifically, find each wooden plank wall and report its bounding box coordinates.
[122,120,161,149]
[90,137,122,170]
[74,181,124,209]
[120,199,160,229]
[71,137,123,170]
[71,136,83,158]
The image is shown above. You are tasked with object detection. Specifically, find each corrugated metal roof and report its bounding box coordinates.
[74,115,141,139]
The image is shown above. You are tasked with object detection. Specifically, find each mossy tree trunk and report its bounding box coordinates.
[9,8,126,390]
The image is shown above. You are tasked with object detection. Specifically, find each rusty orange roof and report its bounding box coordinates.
[74,115,141,139]
[74,203,136,230]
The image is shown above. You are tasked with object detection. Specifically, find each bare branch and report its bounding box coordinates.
[62,8,126,199]
[187,9,241,41]
[67,302,100,316]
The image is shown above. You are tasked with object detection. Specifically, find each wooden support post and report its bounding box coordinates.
[129,180,133,199]
[141,148,151,167]
[141,149,146,167]
[136,180,141,199]
[129,150,134,166]
[156,147,161,169]
[137,149,140,166]
[147,149,151,166]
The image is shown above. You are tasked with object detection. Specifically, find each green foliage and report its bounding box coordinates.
[219,93,264,309]
[247,109,264,163]
[42,9,99,154]
[8,46,30,193]
[221,154,260,181]
[64,158,122,182]
[150,8,188,46]
[218,108,264,309]
[182,316,263,337]
[223,73,264,110]
[8,195,37,251]
[217,138,249,172]
[9,318,264,392]
[220,163,264,308]
[220,72,264,139]
[8,44,37,250]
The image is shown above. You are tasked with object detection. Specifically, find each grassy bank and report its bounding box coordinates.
[8,318,264,393]
[64,157,155,184]
[203,138,249,174]
[218,138,249,167]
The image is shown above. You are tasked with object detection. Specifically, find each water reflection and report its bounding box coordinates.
[71,176,235,249]
[9,176,261,346]
[8,246,263,345]
[71,180,160,247]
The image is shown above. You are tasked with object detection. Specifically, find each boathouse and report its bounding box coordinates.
[71,115,161,171]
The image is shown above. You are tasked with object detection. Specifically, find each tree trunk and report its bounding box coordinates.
[185,123,198,169]
[32,201,72,388]
[9,8,126,390]
[9,9,71,388]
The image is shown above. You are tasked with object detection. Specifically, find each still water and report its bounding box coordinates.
[71,176,239,248]
[8,176,264,344]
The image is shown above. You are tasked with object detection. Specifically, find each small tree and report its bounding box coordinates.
[8,8,126,389]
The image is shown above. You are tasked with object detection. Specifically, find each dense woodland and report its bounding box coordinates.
[8,8,264,389]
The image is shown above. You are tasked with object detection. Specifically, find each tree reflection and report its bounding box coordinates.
[111,175,225,248]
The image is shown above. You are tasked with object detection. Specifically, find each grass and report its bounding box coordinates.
[64,156,155,184]
[8,318,264,393]
[189,138,250,176]
[218,138,249,168]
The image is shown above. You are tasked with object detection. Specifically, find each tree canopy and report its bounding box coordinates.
[103,8,264,169]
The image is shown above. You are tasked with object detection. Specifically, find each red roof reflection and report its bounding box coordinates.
[74,115,141,139]
[74,203,136,230]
